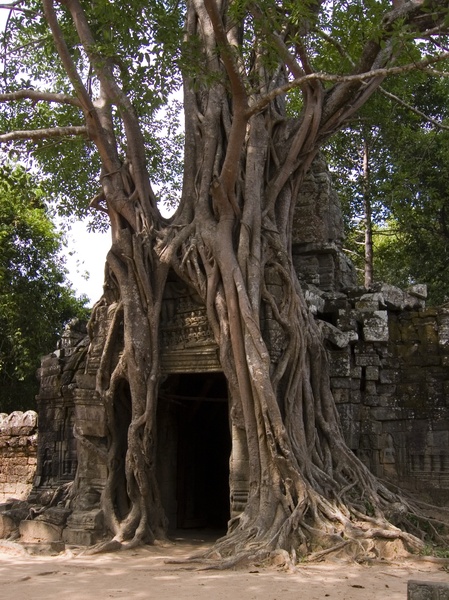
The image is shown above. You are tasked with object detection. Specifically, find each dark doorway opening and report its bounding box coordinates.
[157,372,231,531]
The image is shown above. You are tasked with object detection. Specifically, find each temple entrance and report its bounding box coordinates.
[157,372,231,531]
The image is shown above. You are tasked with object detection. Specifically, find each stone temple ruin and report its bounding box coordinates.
[1,155,449,547]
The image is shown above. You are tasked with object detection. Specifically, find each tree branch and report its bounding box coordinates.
[41,0,116,170]
[0,125,88,142]
[0,3,36,15]
[0,89,81,107]
[380,87,449,131]
[246,52,449,118]
[63,0,158,218]
[203,0,247,100]
[202,0,247,211]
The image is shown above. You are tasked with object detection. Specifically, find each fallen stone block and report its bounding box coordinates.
[23,541,65,555]
[408,580,449,600]
[0,513,17,538]
[19,519,62,542]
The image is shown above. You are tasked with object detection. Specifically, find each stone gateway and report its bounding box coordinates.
[1,157,448,546]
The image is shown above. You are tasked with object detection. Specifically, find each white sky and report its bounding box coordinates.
[64,222,111,305]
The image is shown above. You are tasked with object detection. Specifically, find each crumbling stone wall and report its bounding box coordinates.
[292,154,357,292]
[33,319,88,494]
[311,282,449,505]
[0,411,38,502]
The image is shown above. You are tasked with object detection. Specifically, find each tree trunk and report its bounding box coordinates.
[363,136,374,288]
[41,0,447,561]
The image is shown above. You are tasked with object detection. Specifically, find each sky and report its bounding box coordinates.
[64,222,111,305]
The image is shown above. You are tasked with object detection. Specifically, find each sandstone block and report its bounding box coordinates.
[363,311,389,342]
[320,321,358,348]
[408,284,428,300]
[365,366,379,381]
[36,507,71,526]
[66,509,104,531]
[19,519,62,542]
[62,528,104,546]
[0,513,16,538]
[332,388,350,404]
[328,351,351,377]
[408,580,449,600]
[355,353,380,367]
[355,293,384,311]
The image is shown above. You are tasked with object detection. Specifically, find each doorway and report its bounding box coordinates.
[157,372,231,531]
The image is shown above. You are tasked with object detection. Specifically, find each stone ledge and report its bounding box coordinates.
[408,580,449,599]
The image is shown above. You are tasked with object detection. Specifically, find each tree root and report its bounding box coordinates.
[82,539,123,555]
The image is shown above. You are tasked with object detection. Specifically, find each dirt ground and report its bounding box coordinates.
[0,532,448,600]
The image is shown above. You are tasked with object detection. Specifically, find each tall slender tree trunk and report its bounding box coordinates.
[363,135,374,288]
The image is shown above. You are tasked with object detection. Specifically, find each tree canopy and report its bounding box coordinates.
[0,162,88,413]
[1,0,449,562]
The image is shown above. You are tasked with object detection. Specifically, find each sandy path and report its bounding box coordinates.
[0,533,448,600]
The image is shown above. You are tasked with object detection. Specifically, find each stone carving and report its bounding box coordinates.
[160,274,221,373]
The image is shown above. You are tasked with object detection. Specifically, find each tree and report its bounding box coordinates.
[326,76,449,300]
[325,120,384,287]
[0,162,88,413]
[1,0,449,560]
[375,82,449,304]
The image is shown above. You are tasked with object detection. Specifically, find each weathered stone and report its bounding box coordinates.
[331,377,351,389]
[363,311,389,342]
[320,320,358,348]
[23,541,65,555]
[408,580,449,600]
[355,293,384,311]
[378,284,407,310]
[328,351,351,377]
[75,403,107,437]
[438,314,449,347]
[332,388,350,404]
[304,288,326,314]
[62,528,104,546]
[0,513,16,538]
[365,366,379,381]
[380,369,398,384]
[354,352,380,367]
[19,520,62,542]
[408,284,428,300]
[66,509,104,531]
[0,411,38,503]
[35,507,71,526]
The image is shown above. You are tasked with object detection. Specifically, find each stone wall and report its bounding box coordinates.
[0,411,38,502]
[292,154,357,292]
[312,282,449,504]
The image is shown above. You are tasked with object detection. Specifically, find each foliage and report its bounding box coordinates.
[0,163,89,413]
[0,0,184,225]
[325,76,449,303]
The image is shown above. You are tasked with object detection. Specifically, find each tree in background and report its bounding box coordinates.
[326,76,449,304]
[0,163,88,413]
[1,0,449,560]
[377,79,449,304]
